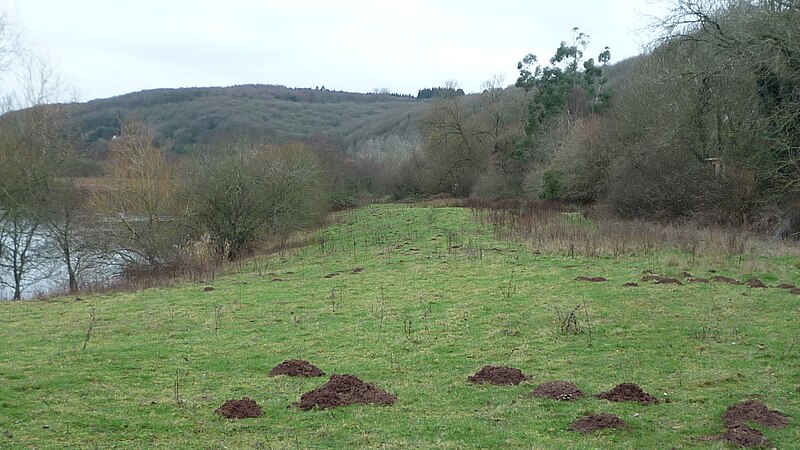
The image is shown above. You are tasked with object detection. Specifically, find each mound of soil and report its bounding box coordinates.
[596,383,658,404]
[569,413,628,433]
[323,272,340,279]
[269,359,325,377]
[682,271,694,278]
[790,288,800,295]
[297,374,396,410]
[640,275,682,285]
[203,286,215,292]
[352,267,364,274]
[746,278,768,288]
[467,366,527,386]
[776,283,796,289]
[722,400,790,429]
[720,425,769,448]
[575,276,607,282]
[622,282,639,287]
[689,278,710,283]
[271,277,284,282]
[531,381,583,401]
[711,275,743,285]
[215,397,262,419]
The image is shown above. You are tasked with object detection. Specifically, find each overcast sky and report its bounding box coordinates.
[1,0,670,101]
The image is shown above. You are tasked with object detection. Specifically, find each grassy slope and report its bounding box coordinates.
[1,204,799,449]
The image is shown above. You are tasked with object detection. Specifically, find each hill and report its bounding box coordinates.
[67,84,425,160]
[0,204,798,448]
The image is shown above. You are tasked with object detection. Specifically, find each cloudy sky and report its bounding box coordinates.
[1,0,670,101]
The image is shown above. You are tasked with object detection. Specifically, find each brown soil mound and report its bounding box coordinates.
[576,276,607,282]
[746,278,768,288]
[790,288,800,295]
[689,278,710,283]
[596,383,658,404]
[720,425,769,448]
[352,267,364,274]
[682,271,694,278]
[323,272,340,279]
[531,381,583,401]
[297,374,396,410]
[215,397,262,419]
[269,359,325,377]
[722,400,790,429]
[203,286,214,292]
[712,275,743,285]
[569,413,628,433]
[776,283,796,289]
[467,365,527,386]
[640,275,682,285]
[622,282,639,287]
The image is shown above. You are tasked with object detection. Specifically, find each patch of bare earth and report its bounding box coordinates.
[596,383,658,404]
[711,275,744,285]
[712,400,791,448]
[640,275,682,285]
[531,381,583,401]
[722,400,790,429]
[622,282,639,287]
[746,278,767,288]
[689,278,710,283]
[467,366,527,386]
[720,425,770,448]
[776,283,796,289]
[575,276,607,282]
[297,374,396,410]
[215,397,262,419]
[569,413,628,433]
[269,359,325,377]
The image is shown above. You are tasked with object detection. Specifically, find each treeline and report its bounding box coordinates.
[379,2,799,237]
[0,111,332,299]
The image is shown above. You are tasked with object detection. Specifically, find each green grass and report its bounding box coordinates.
[1,204,799,449]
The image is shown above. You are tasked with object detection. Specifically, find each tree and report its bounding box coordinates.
[516,28,612,133]
[0,104,69,299]
[186,140,329,260]
[93,119,189,269]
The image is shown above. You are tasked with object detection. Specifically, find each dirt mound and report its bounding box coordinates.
[720,425,769,448]
[689,278,710,283]
[682,271,694,278]
[215,397,262,419]
[776,283,796,289]
[269,359,325,377]
[575,276,607,282]
[712,275,743,285]
[203,286,214,292]
[596,383,658,404]
[297,374,396,410]
[746,278,767,288]
[640,275,682,285]
[569,413,628,433]
[352,267,364,274]
[722,400,790,429]
[790,288,800,295]
[323,272,340,279]
[622,282,639,287]
[531,381,583,401]
[467,366,527,386]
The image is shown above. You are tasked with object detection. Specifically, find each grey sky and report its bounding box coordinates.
[1,0,669,101]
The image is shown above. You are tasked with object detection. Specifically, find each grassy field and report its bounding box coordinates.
[1,204,799,449]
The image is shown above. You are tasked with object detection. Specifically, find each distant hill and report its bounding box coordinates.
[67,84,425,162]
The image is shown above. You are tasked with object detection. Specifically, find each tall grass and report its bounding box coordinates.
[467,197,800,271]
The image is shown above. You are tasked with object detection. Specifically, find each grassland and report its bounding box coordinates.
[1,204,799,449]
